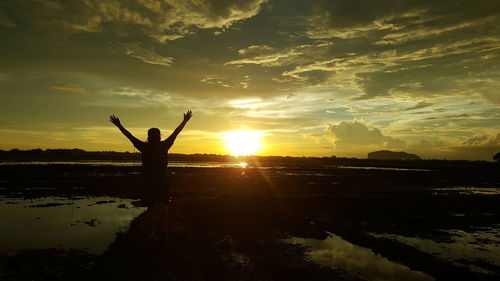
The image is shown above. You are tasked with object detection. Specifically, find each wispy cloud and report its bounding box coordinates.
[200,75,251,89]
[125,44,174,67]
[50,84,89,95]
[403,101,433,111]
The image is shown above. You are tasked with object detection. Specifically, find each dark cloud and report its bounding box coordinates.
[308,0,499,39]
[303,0,500,101]
[1,0,267,40]
[223,0,500,105]
[0,0,269,98]
[404,101,433,111]
[424,113,470,120]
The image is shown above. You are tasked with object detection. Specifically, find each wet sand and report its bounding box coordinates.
[0,162,499,280]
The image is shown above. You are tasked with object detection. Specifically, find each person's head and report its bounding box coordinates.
[147,128,161,143]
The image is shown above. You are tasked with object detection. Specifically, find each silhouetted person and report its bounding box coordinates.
[109,111,192,205]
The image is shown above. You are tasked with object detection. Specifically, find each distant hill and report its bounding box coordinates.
[367,150,421,160]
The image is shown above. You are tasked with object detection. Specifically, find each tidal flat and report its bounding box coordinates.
[0,161,499,281]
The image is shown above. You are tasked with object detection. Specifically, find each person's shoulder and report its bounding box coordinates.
[132,139,147,152]
[162,137,174,147]
[163,135,174,143]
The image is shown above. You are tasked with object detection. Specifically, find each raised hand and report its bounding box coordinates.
[109,115,121,127]
[183,110,192,122]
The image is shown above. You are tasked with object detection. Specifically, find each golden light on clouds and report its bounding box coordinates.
[224,130,263,156]
[1,0,499,160]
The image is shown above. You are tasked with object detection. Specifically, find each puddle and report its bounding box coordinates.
[430,187,500,195]
[277,171,333,177]
[0,197,145,253]
[371,227,500,274]
[0,161,254,168]
[287,233,434,281]
[337,166,432,172]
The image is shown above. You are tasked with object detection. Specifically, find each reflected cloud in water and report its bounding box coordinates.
[288,233,434,281]
[371,228,500,275]
[0,197,145,253]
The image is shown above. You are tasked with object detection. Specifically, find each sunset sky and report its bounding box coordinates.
[1,0,499,160]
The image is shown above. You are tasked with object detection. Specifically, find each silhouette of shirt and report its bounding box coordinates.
[130,136,174,203]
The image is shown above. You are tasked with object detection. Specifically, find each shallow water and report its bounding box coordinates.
[287,233,434,281]
[336,165,432,172]
[0,197,145,253]
[0,160,250,168]
[371,228,500,275]
[1,161,437,172]
[430,187,500,195]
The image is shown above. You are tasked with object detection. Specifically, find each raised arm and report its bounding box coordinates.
[165,110,192,144]
[109,115,144,150]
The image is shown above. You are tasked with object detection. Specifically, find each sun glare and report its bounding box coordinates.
[224,130,263,156]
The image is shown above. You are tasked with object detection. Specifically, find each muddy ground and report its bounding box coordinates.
[0,163,499,281]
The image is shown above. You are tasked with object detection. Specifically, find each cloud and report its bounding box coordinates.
[445,133,500,160]
[1,0,268,71]
[306,8,417,40]
[403,101,433,111]
[125,45,174,67]
[80,0,267,42]
[462,134,499,146]
[326,121,406,150]
[424,113,470,120]
[238,45,276,55]
[1,0,499,160]
[50,84,89,95]
[4,0,267,41]
[307,0,500,100]
[200,75,251,89]
[374,17,496,45]
[274,35,500,99]
[82,87,179,108]
[227,49,302,67]
[0,9,16,28]
[226,43,334,67]
[223,0,500,104]
[226,43,340,88]
[306,0,500,40]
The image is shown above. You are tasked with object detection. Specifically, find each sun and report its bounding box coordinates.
[224,130,263,156]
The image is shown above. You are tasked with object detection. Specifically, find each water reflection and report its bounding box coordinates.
[336,165,432,172]
[0,197,145,253]
[287,233,434,281]
[371,228,500,274]
[430,187,500,195]
[0,160,252,168]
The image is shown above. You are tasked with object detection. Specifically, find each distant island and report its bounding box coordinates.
[368,150,421,160]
